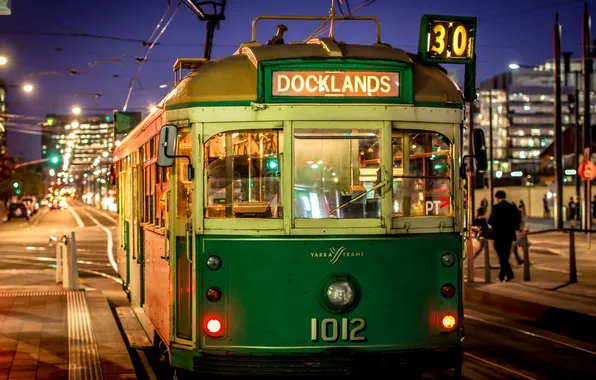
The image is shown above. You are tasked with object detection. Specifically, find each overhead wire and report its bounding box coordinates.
[311,0,377,40]
[122,1,182,111]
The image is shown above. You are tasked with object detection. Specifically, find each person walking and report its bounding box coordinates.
[488,190,519,282]
[543,195,550,218]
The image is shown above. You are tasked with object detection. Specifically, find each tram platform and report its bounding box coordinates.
[0,270,136,380]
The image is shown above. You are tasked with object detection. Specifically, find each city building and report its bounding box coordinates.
[42,114,115,205]
[475,58,595,183]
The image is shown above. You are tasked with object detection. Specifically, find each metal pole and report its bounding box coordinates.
[523,233,531,281]
[55,243,62,284]
[569,230,577,283]
[70,230,79,290]
[574,71,581,218]
[582,2,592,234]
[467,102,476,282]
[554,13,564,229]
[62,235,70,288]
[489,90,494,212]
[484,236,491,283]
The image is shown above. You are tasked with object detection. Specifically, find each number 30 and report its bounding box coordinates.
[430,23,469,57]
[310,318,367,342]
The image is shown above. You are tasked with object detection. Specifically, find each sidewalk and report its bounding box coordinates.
[0,270,136,379]
[466,226,596,343]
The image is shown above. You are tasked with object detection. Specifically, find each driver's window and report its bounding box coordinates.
[204,130,282,218]
[392,131,452,217]
[176,130,192,219]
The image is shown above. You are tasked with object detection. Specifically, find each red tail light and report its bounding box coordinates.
[205,318,222,335]
[441,314,457,331]
[441,284,455,298]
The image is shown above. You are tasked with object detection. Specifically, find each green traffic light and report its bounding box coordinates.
[105,115,111,122]
[265,157,278,171]
[47,117,54,126]
[12,182,18,188]
[50,156,59,164]
[16,189,21,195]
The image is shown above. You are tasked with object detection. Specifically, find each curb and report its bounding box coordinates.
[464,284,596,342]
[529,247,561,256]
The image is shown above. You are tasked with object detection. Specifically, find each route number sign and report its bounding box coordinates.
[418,14,477,64]
[579,161,596,181]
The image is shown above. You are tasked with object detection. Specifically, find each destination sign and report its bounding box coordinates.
[271,71,400,98]
[418,15,476,63]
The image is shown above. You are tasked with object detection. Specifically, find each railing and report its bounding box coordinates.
[49,231,79,290]
[475,227,578,284]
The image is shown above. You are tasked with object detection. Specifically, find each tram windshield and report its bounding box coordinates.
[294,128,381,219]
[205,130,282,218]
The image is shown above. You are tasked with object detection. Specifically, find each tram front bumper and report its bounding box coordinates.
[192,347,462,376]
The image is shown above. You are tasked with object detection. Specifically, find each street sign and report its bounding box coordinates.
[578,161,596,181]
[425,196,450,215]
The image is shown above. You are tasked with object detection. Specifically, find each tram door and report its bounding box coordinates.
[170,128,195,347]
[129,151,144,307]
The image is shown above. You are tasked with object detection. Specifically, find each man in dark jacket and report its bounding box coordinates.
[488,190,519,282]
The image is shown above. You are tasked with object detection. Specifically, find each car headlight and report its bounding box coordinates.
[326,280,354,307]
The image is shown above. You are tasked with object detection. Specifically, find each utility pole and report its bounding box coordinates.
[466,99,476,282]
[582,2,592,232]
[489,90,494,213]
[564,52,582,222]
[554,14,564,229]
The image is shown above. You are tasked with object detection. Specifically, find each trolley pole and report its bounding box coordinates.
[553,14,564,229]
[581,3,592,234]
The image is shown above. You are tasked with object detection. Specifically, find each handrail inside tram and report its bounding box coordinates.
[250,15,382,44]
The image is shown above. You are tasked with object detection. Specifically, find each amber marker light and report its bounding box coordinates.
[441,314,457,331]
[206,318,222,335]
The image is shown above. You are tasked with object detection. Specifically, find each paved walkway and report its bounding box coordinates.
[0,272,135,380]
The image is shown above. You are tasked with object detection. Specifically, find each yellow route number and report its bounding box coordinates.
[419,16,476,62]
[310,317,367,343]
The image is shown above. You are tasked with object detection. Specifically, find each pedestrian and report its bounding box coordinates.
[481,197,488,210]
[592,196,596,222]
[488,190,518,282]
[473,207,490,259]
[543,195,550,218]
[568,197,576,221]
[519,200,526,220]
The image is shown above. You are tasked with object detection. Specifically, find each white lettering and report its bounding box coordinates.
[354,76,366,93]
[306,75,318,92]
[380,76,391,93]
[318,75,330,92]
[291,75,305,93]
[342,76,354,93]
[330,76,341,92]
[277,74,290,92]
[367,76,380,95]
[426,201,434,215]
[433,200,441,215]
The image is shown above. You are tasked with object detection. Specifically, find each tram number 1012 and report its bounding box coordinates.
[310,318,367,342]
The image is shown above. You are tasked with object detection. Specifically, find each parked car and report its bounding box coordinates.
[8,202,32,220]
[20,197,39,214]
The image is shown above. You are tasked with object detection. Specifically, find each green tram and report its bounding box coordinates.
[113,12,485,377]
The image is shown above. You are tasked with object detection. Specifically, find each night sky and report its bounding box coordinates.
[0,0,591,161]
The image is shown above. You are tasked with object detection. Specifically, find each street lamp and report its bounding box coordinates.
[0,56,7,65]
[72,106,81,115]
[22,83,33,93]
[508,63,537,70]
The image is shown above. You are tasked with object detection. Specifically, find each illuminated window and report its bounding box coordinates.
[392,132,452,217]
[205,130,282,219]
[294,129,380,219]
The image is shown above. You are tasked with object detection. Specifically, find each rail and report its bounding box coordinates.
[49,231,79,290]
[250,15,382,44]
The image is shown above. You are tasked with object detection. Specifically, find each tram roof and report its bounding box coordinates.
[163,40,464,109]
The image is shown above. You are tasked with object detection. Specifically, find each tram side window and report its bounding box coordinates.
[392,132,452,217]
[176,131,193,220]
[204,130,282,219]
[294,128,381,219]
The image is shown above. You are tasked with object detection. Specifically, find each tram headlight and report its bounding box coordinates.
[326,280,354,307]
[441,252,455,268]
[206,255,222,271]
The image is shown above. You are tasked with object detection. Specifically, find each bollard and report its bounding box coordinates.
[523,233,530,282]
[62,231,79,290]
[483,237,491,283]
[55,243,62,284]
[569,230,577,284]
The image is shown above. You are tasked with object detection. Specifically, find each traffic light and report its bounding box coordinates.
[16,189,21,195]
[12,182,19,188]
[50,155,60,165]
[265,157,278,171]
[47,117,55,126]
